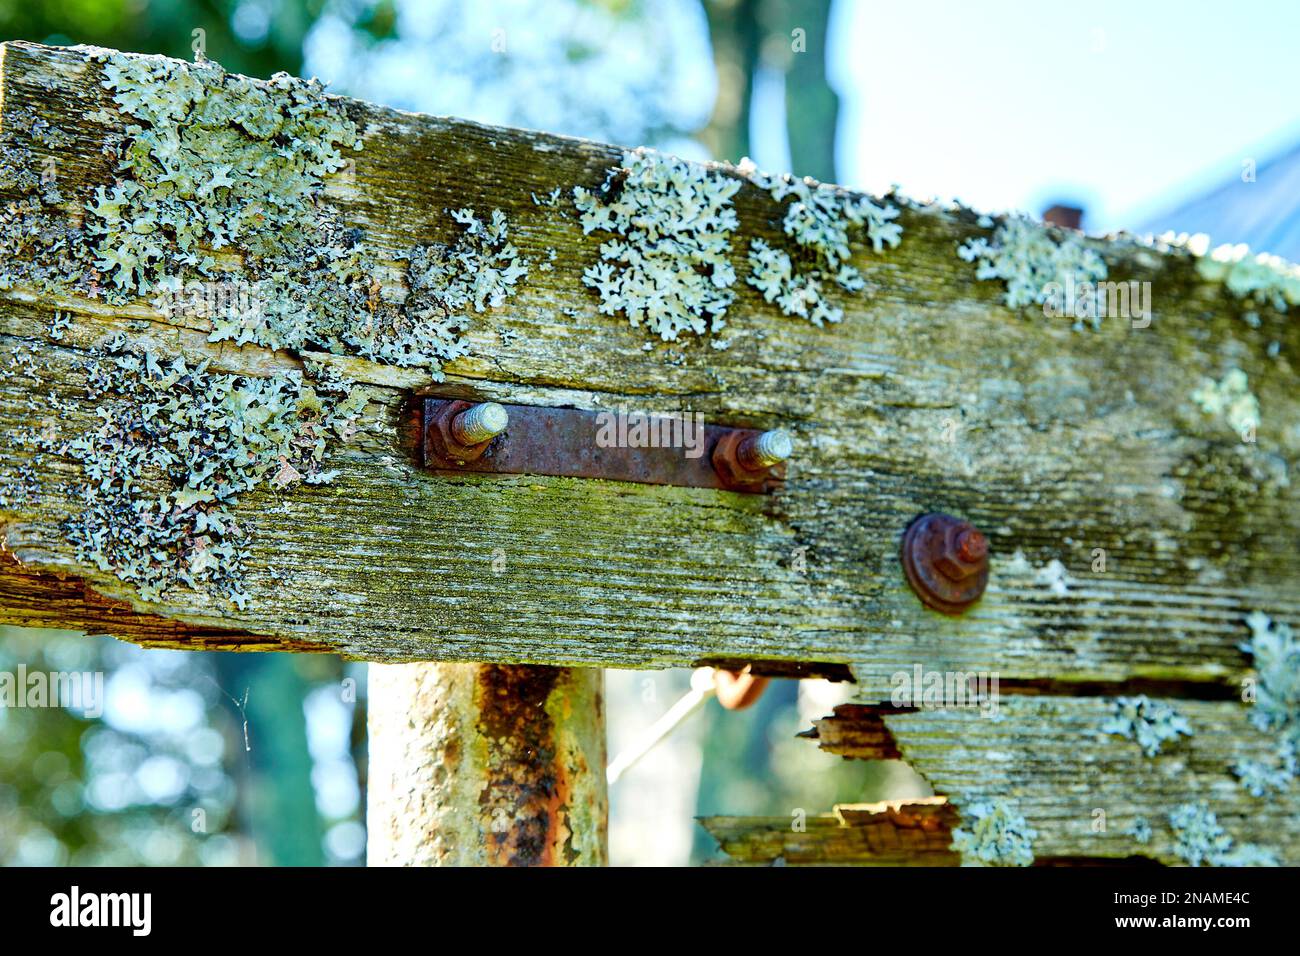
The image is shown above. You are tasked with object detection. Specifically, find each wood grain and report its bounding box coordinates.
[0,41,1296,683]
[808,696,1298,865]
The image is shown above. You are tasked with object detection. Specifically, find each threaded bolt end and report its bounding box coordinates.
[738,429,793,469]
[452,402,509,445]
[957,528,988,563]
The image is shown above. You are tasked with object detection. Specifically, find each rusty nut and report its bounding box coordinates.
[425,399,504,465]
[900,512,989,615]
[711,429,788,492]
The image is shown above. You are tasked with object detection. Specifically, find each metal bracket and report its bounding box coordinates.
[421,399,787,494]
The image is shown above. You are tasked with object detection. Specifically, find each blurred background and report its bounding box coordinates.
[3,0,1299,866]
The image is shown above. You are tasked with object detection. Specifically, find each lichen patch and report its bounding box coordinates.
[1191,368,1259,438]
[63,335,368,607]
[90,52,360,296]
[740,157,901,326]
[1100,696,1192,757]
[1169,801,1277,867]
[1232,612,1299,797]
[1197,243,1300,313]
[574,147,740,341]
[398,208,529,375]
[949,798,1036,866]
[959,214,1107,316]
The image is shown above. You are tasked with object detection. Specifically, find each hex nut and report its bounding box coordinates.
[425,399,502,465]
[900,513,990,615]
[712,429,786,491]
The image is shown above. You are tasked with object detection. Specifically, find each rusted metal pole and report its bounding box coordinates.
[367,662,607,866]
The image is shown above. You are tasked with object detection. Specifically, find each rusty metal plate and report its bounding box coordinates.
[421,399,785,493]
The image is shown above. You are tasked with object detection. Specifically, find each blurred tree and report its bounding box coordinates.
[702,0,838,180]
[211,653,325,866]
[303,0,714,147]
[700,0,759,164]
[0,627,242,865]
[0,0,332,78]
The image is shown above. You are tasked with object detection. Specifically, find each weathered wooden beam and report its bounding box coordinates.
[700,798,960,865]
[0,40,1296,683]
[367,662,606,866]
[807,696,1299,866]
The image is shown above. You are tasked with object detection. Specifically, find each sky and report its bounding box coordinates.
[302,0,1300,241]
[828,0,1300,234]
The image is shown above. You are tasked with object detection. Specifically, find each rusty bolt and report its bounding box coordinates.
[425,399,508,466]
[452,401,509,445]
[737,429,793,470]
[712,428,791,491]
[900,512,989,615]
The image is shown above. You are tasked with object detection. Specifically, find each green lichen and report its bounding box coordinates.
[1196,243,1300,312]
[63,335,367,607]
[574,147,740,340]
[959,214,1107,313]
[950,798,1037,867]
[90,52,360,292]
[1127,816,1152,844]
[1232,611,1300,796]
[10,50,517,380]
[1168,802,1277,867]
[0,108,96,298]
[0,342,65,508]
[740,157,901,326]
[2,51,537,609]
[1100,696,1192,757]
[397,208,529,372]
[1191,368,1259,437]
[1232,753,1294,797]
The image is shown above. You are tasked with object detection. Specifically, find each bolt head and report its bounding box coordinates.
[934,526,987,581]
[957,528,988,563]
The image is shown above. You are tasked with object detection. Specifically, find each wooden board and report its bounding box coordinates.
[807,697,1299,865]
[1,40,1297,679]
[700,798,960,866]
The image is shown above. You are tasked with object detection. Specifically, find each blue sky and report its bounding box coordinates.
[827,0,1300,233]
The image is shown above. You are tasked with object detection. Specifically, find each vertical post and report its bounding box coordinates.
[367,662,607,866]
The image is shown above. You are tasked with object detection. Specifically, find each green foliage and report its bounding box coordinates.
[0,627,238,866]
[0,0,320,80]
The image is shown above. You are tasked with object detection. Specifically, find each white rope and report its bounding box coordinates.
[606,668,717,785]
